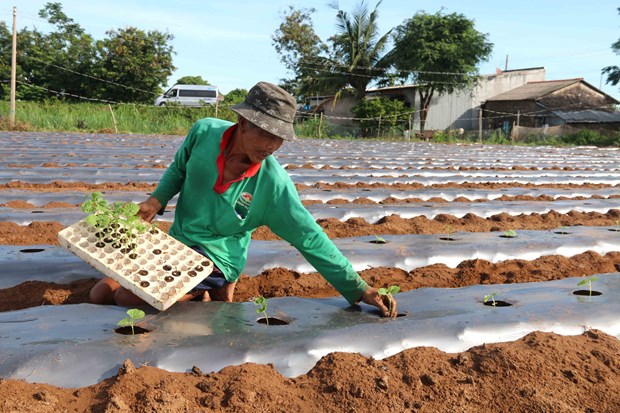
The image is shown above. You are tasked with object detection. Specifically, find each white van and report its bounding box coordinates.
[155,84,219,107]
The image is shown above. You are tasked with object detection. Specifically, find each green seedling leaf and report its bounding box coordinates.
[484,292,498,306]
[577,276,598,296]
[117,308,145,335]
[373,235,387,244]
[503,229,516,238]
[81,192,107,213]
[127,308,145,320]
[84,214,99,227]
[81,193,147,253]
[441,225,457,240]
[123,202,140,216]
[377,285,400,315]
[387,285,400,294]
[254,296,269,325]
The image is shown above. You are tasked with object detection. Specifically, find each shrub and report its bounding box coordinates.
[351,97,412,138]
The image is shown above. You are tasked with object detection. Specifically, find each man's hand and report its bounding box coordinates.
[359,286,398,318]
[137,196,162,223]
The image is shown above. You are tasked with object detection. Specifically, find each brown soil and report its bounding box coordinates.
[2,330,619,413]
[2,180,620,411]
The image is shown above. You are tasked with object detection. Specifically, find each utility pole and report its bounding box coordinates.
[10,6,17,128]
[478,108,483,143]
[505,55,509,72]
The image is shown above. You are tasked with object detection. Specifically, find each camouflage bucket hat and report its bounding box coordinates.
[231,81,297,141]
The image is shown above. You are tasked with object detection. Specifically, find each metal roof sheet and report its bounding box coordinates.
[552,109,620,123]
[486,79,583,101]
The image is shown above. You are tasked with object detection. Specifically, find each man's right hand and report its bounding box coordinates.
[137,196,162,223]
[359,286,398,318]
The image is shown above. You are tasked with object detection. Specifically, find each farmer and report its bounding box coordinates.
[89,81,398,317]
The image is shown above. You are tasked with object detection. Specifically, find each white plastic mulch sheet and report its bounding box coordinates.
[1,274,619,388]
[2,226,620,289]
[2,132,620,388]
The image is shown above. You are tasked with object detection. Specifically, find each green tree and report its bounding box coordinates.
[16,2,98,101]
[95,27,175,103]
[387,10,493,132]
[3,3,175,103]
[0,22,12,99]
[603,7,620,88]
[351,96,411,137]
[223,88,247,105]
[273,1,392,101]
[10,28,50,100]
[176,76,210,85]
[272,6,328,97]
[324,0,392,100]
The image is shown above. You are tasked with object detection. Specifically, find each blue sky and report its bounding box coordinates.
[9,1,620,100]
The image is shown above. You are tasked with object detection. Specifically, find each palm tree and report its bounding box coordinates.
[301,1,392,101]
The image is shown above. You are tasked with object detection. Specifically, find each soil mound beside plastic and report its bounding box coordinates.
[1,330,618,412]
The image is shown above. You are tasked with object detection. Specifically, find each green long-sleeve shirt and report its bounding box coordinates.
[151,117,368,304]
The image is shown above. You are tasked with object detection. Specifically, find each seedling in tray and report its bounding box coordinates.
[60,193,215,311]
[81,192,146,254]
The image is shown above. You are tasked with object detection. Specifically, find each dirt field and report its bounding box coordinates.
[1,162,620,411]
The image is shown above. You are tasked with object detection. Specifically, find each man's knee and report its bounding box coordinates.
[114,287,145,307]
[89,280,115,304]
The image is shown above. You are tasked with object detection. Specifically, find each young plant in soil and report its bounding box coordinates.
[483,292,499,307]
[439,225,459,241]
[117,308,145,335]
[378,285,400,315]
[371,235,387,244]
[577,276,599,296]
[254,296,269,325]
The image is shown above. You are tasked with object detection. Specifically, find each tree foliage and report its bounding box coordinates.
[351,96,412,137]
[272,6,328,97]
[95,27,175,103]
[176,76,210,85]
[603,7,620,88]
[222,88,247,105]
[16,3,98,100]
[2,2,175,103]
[325,0,392,100]
[387,10,493,132]
[0,22,13,98]
[272,1,392,101]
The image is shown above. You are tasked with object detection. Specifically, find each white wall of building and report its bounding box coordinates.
[421,68,546,132]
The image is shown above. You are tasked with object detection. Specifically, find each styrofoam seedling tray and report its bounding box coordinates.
[58,219,213,311]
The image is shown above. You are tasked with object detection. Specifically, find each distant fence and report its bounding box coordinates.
[511,125,567,140]
[510,124,618,142]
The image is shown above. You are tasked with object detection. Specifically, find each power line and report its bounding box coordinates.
[22,55,157,97]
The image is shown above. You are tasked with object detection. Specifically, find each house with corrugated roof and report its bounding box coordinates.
[309,67,546,135]
[482,78,619,134]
